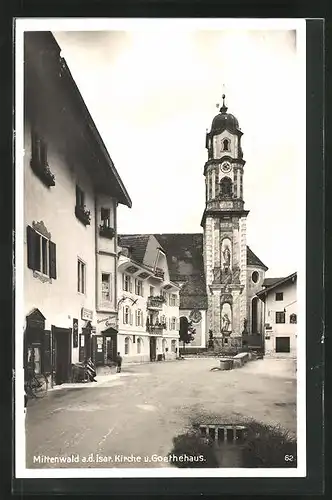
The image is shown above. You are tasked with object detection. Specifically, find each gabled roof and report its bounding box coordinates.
[118,235,151,264]
[247,246,268,271]
[24,31,132,208]
[263,277,285,288]
[257,272,297,297]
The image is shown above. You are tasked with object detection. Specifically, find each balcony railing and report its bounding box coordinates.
[147,295,165,310]
[146,324,165,335]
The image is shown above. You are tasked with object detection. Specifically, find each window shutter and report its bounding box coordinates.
[135,310,138,326]
[141,283,144,297]
[123,307,125,324]
[169,318,171,330]
[42,330,52,374]
[129,278,132,293]
[49,241,57,279]
[130,310,133,325]
[122,273,125,290]
[27,225,40,271]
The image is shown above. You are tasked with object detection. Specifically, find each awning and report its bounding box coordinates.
[102,326,118,336]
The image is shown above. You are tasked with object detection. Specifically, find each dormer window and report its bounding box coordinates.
[222,138,230,151]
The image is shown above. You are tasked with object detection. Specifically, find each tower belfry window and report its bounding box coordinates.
[222,138,230,151]
[220,177,232,198]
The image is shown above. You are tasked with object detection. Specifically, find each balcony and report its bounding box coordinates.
[99,224,115,239]
[147,295,165,310]
[154,267,165,280]
[75,205,91,226]
[146,324,165,335]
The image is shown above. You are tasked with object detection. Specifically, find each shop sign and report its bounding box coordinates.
[81,308,93,321]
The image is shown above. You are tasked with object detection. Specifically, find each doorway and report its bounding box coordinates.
[251,297,258,334]
[275,336,290,353]
[53,327,71,385]
[150,337,157,362]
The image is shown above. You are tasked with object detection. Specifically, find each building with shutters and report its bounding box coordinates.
[23,32,131,386]
[256,273,297,357]
[110,235,180,363]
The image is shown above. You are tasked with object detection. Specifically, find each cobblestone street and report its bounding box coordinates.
[25,357,296,469]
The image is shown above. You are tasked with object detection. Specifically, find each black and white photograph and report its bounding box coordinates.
[15,18,307,478]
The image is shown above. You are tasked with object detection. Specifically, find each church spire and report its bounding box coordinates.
[220,93,228,114]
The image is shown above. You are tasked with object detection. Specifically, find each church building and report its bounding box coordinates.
[124,96,271,352]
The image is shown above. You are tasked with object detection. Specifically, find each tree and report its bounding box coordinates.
[179,317,196,350]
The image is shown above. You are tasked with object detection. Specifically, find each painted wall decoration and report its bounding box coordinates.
[189,310,202,324]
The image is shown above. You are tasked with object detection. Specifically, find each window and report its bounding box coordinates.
[220,177,232,197]
[101,273,111,302]
[290,313,297,324]
[30,130,55,187]
[171,340,176,352]
[123,306,130,325]
[149,286,155,296]
[27,225,57,279]
[27,346,41,374]
[136,309,143,327]
[75,185,91,225]
[135,279,143,296]
[162,290,168,304]
[169,294,178,307]
[170,317,177,330]
[137,337,142,354]
[76,185,85,208]
[124,337,130,355]
[275,292,284,301]
[222,138,230,151]
[123,274,132,292]
[77,259,86,293]
[252,271,259,283]
[276,311,285,324]
[101,207,111,228]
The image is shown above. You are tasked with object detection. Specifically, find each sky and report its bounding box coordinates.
[53,21,305,277]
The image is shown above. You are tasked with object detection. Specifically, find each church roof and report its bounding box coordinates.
[247,246,269,271]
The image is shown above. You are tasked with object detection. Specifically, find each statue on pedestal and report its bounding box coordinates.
[221,313,231,333]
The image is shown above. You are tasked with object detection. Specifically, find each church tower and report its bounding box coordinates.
[201,95,248,345]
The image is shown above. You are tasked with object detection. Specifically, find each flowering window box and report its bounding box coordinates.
[75,205,91,226]
[30,160,55,188]
[99,225,115,239]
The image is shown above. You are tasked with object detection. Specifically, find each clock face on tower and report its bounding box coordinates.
[221,161,232,173]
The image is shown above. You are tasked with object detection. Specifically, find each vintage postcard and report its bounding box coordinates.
[15,18,306,479]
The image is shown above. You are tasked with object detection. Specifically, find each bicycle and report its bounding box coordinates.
[24,369,48,398]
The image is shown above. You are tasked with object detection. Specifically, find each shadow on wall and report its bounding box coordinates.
[168,418,297,468]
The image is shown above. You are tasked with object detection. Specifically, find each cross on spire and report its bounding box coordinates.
[220,92,228,113]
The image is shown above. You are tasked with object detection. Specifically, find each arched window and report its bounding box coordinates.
[124,336,130,355]
[290,313,297,324]
[220,177,232,197]
[162,339,167,352]
[222,138,230,151]
[171,339,177,352]
[137,337,142,354]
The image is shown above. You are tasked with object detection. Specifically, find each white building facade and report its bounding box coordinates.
[116,235,180,363]
[23,32,131,385]
[257,273,297,357]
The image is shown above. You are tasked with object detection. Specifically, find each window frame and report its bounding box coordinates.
[77,258,86,294]
[275,311,286,324]
[135,278,143,296]
[123,274,132,292]
[124,337,130,355]
[101,272,111,302]
[275,292,284,301]
[137,337,142,354]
